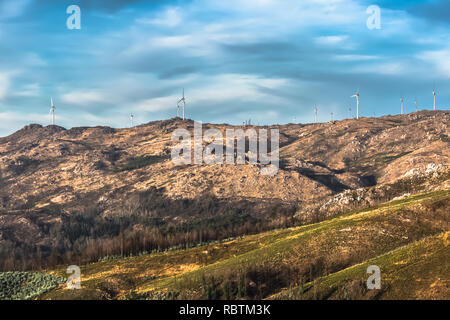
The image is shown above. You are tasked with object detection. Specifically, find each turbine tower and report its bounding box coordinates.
[351,90,360,119]
[433,88,436,111]
[415,98,418,112]
[400,97,404,115]
[330,112,334,121]
[177,88,186,120]
[314,105,318,123]
[348,106,352,119]
[130,114,134,127]
[50,97,55,125]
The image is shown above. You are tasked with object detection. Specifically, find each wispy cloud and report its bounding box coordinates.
[136,7,182,27]
[0,72,11,99]
[417,48,450,79]
[14,83,40,97]
[315,35,349,45]
[61,91,108,105]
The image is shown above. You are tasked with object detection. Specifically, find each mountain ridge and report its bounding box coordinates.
[0,110,448,271]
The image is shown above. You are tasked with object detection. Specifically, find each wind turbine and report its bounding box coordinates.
[177,88,186,120]
[348,106,352,119]
[432,87,437,110]
[50,97,55,125]
[415,97,418,112]
[314,105,318,123]
[130,114,134,127]
[351,90,360,119]
[400,97,404,115]
[330,112,334,121]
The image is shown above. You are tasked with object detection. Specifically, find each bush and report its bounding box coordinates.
[7,156,40,175]
[0,272,66,300]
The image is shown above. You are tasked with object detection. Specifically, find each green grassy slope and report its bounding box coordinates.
[35,189,449,300]
[271,232,449,300]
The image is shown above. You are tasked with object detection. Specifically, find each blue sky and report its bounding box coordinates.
[0,0,449,136]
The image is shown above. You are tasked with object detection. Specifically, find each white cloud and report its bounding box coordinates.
[353,62,407,75]
[0,111,48,123]
[133,96,176,113]
[0,70,22,99]
[131,73,289,114]
[333,54,379,61]
[25,53,47,67]
[204,0,363,29]
[14,83,40,97]
[417,49,450,79]
[151,35,194,48]
[0,73,11,99]
[315,35,349,45]
[61,90,108,105]
[120,0,366,61]
[136,7,182,27]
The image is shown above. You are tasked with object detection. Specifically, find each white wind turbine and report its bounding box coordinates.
[415,97,418,112]
[351,90,360,119]
[130,114,134,127]
[50,97,55,125]
[433,87,437,110]
[314,105,318,123]
[400,96,404,114]
[177,88,186,120]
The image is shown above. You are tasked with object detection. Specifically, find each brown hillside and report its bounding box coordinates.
[0,110,448,267]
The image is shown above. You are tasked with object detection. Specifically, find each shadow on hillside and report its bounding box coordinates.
[295,168,350,193]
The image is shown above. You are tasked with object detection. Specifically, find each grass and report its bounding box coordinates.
[381,151,412,163]
[35,189,449,300]
[271,232,449,300]
[346,151,413,175]
[142,190,446,297]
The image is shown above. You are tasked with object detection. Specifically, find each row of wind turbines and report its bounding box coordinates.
[47,87,439,127]
[400,88,437,115]
[47,89,188,127]
[313,87,439,123]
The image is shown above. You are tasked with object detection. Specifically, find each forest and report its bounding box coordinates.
[0,187,298,271]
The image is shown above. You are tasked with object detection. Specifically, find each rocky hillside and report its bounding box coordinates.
[1,110,448,209]
[0,110,448,269]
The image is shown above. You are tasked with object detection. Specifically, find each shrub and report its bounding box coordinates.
[7,156,40,175]
[0,271,66,300]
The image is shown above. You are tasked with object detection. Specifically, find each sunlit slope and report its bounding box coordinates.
[40,189,449,300]
[271,232,449,300]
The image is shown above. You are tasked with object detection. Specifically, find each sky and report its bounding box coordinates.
[0,0,449,136]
